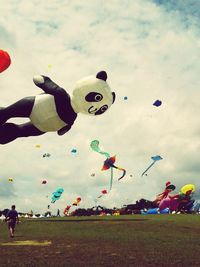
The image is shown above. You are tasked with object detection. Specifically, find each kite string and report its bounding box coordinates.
[141,161,156,177]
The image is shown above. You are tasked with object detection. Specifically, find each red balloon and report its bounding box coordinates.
[0,49,11,73]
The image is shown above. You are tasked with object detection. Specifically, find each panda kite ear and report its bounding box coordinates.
[96,71,107,81]
[112,92,116,104]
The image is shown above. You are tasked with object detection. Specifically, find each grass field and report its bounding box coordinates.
[0,215,200,267]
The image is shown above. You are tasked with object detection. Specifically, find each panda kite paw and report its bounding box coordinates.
[33,75,44,85]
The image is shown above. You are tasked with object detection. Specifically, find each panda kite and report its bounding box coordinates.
[0,71,115,144]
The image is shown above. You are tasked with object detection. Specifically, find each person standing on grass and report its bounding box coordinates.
[6,205,19,238]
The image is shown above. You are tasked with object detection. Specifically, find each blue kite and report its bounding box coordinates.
[153,100,162,107]
[141,155,163,176]
[51,188,64,203]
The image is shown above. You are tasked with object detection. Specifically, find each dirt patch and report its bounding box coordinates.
[0,240,52,246]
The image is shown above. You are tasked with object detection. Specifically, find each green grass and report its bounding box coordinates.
[0,215,200,267]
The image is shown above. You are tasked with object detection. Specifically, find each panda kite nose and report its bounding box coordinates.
[88,106,98,114]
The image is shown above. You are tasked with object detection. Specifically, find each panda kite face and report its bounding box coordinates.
[71,71,115,116]
[85,92,109,115]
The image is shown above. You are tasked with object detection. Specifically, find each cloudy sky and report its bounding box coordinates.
[1,0,200,214]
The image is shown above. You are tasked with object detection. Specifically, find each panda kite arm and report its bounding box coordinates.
[33,75,64,96]
[57,124,72,136]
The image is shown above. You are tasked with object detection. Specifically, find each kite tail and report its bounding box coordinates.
[110,167,114,191]
[90,140,110,158]
[118,168,126,180]
[112,165,126,180]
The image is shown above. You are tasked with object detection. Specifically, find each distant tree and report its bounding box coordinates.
[2,209,9,216]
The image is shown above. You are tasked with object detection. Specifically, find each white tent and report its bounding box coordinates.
[0,215,5,222]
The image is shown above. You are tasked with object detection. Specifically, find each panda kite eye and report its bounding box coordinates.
[101,105,107,112]
[85,92,103,102]
[95,105,108,115]
[95,94,103,101]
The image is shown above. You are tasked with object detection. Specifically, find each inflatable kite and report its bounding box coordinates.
[51,188,64,203]
[153,181,176,206]
[141,208,169,215]
[72,197,81,206]
[0,49,11,73]
[90,140,126,190]
[0,71,115,144]
[8,177,13,182]
[63,197,81,215]
[141,155,163,176]
[180,184,195,194]
[42,180,47,184]
[63,205,71,215]
[159,184,195,212]
[158,196,180,212]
